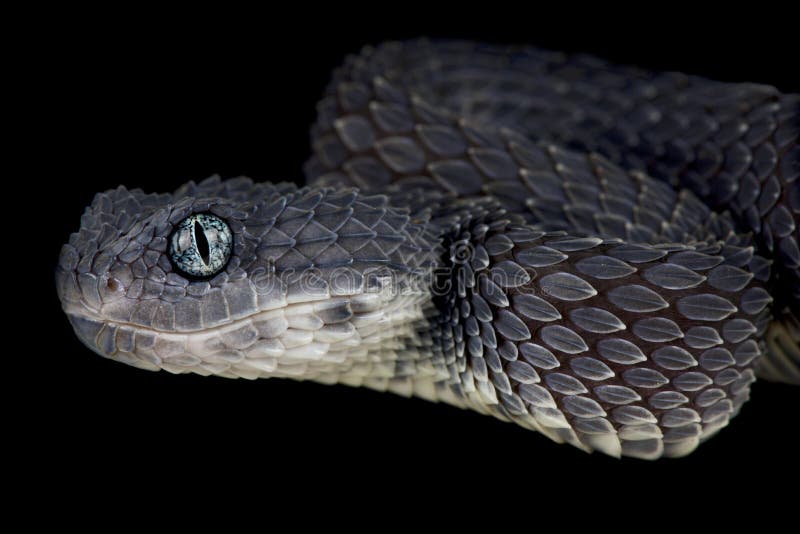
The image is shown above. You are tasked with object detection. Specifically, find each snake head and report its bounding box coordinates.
[56,176,439,378]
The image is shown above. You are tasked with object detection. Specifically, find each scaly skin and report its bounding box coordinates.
[57,39,798,459]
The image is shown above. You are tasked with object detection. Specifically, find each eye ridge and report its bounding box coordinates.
[168,212,233,280]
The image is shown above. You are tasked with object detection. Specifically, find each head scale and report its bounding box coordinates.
[56,176,440,379]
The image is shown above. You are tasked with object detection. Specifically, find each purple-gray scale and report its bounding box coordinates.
[57,39,799,460]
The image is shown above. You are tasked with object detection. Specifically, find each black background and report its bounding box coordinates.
[28,11,799,515]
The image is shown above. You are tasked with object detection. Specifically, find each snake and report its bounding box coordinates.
[56,39,799,459]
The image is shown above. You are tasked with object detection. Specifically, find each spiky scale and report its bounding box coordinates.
[540,325,588,354]
[539,272,597,301]
[519,343,561,370]
[608,285,669,313]
[649,391,690,410]
[513,294,561,322]
[574,255,637,279]
[544,373,588,395]
[651,346,698,370]
[569,307,626,334]
[594,385,641,405]
[570,357,615,381]
[597,338,647,364]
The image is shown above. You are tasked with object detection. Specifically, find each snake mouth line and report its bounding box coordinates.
[63,284,436,379]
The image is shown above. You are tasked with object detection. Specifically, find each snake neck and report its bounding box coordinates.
[291,192,528,398]
[383,188,774,458]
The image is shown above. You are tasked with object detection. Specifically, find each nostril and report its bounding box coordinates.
[100,275,125,302]
[106,278,121,292]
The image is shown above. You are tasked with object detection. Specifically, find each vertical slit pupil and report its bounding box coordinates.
[194,220,210,266]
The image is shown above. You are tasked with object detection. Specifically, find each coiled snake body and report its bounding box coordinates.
[57,40,799,459]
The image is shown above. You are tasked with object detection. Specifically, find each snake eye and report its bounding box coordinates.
[168,213,233,279]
